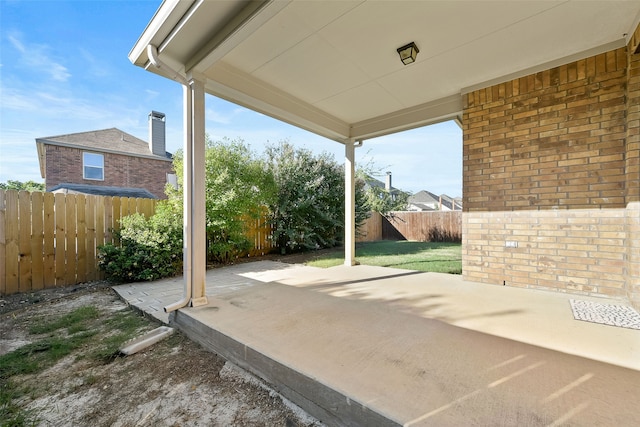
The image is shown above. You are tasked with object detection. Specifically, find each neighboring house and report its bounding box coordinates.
[36,111,174,199]
[407,190,462,211]
[362,172,405,202]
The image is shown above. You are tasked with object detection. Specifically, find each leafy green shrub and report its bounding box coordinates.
[266,141,368,253]
[98,202,182,282]
[169,137,275,263]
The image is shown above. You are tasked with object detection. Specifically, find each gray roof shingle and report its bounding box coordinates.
[49,183,158,199]
[36,128,171,159]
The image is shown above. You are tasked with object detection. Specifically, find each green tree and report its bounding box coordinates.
[358,172,409,215]
[266,141,368,253]
[168,137,275,263]
[0,180,45,192]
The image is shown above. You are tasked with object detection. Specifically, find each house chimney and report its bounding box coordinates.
[385,171,392,191]
[148,111,166,157]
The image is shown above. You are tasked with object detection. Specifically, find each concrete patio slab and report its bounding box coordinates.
[114,261,640,426]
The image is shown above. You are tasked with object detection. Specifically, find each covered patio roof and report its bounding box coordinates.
[128,1,640,310]
[129,0,640,142]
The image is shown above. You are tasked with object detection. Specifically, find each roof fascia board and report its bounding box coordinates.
[186,0,289,73]
[349,94,463,141]
[626,10,640,46]
[35,140,173,162]
[129,0,196,67]
[36,140,46,178]
[461,39,626,95]
[206,63,351,142]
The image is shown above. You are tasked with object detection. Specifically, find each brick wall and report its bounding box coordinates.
[464,49,627,211]
[462,36,640,307]
[626,25,640,307]
[45,145,173,199]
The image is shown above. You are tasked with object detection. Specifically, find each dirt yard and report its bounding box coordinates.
[1,277,326,426]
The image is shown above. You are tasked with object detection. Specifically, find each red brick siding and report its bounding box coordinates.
[45,145,172,199]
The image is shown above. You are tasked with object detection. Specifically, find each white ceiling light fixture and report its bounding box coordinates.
[397,42,419,65]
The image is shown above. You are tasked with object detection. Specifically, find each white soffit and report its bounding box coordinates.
[130,0,640,142]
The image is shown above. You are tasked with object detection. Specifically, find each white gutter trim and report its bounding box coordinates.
[146,44,188,86]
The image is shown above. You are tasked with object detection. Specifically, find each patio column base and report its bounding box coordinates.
[191,296,209,307]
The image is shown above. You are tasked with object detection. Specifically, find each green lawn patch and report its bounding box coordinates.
[306,240,462,274]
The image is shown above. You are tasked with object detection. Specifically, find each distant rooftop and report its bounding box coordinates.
[49,183,158,199]
[36,128,172,160]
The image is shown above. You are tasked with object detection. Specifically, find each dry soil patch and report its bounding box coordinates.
[1,287,322,426]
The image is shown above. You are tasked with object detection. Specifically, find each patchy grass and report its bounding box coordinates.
[1,379,38,427]
[90,310,149,361]
[29,306,99,335]
[306,240,462,274]
[0,303,150,426]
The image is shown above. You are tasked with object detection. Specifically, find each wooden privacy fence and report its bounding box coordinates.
[1,190,157,296]
[242,211,277,257]
[357,211,462,242]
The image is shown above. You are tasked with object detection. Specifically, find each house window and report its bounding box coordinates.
[83,152,104,180]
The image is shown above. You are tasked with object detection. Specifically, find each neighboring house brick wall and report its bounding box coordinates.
[45,145,172,199]
[462,39,640,307]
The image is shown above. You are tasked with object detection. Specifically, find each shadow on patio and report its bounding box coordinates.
[115,261,640,426]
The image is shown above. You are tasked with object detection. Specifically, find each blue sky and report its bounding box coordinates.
[0,0,462,197]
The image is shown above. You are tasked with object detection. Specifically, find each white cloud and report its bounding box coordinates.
[205,107,246,125]
[7,32,71,82]
[79,48,110,78]
[8,34,26,52]
[145,89,160,99]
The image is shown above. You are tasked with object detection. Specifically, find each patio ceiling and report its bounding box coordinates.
[130,0,640,143]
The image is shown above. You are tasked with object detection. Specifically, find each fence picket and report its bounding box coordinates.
[64,194,77,285]
[76,194,87,283]
[31,192,45,290]
[5,191,19,293]
[86,195,96,282]
[18,191,33,291]
[104,196,113,244]
[0,190,5,295]
[43,193,55,286]
[55,193,66,285]
[111,197,120,243]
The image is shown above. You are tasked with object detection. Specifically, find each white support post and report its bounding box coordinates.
[185,77,208,307]
[164,75,207,313]
[344,140,356,266]
[190,77,207,305]
[181,84,194,304]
